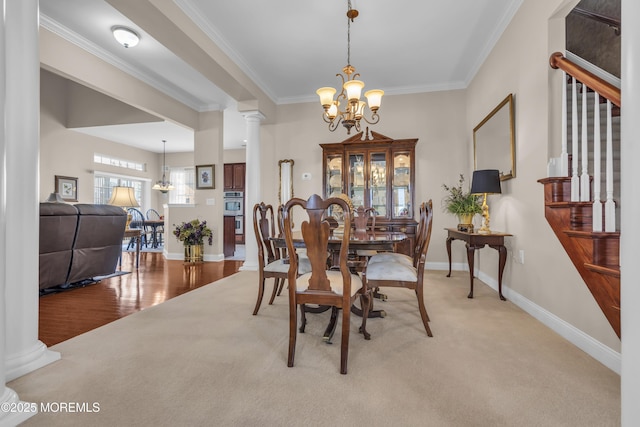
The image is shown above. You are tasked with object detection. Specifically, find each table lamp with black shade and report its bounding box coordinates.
[108,186,140,229]
[470,169,501,234]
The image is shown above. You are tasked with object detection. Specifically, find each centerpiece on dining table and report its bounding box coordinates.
[173,219,213,263]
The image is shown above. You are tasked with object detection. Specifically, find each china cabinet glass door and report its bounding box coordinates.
[325,154,343,197]
[369,151,387,217]
[392,151,412,218]
[348,153,366,209]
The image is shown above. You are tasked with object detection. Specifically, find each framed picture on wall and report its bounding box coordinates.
[196,164,215,189]
[55,175,78,202]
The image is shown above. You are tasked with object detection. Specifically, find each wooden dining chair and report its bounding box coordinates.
[353,206,378,263]
[367,201,428,267]
[360,200,434,338]
[282,194,369,374]
[252,202,311,315]
[253,202,285,314]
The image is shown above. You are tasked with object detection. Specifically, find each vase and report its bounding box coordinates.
[457,214,474,232]
[184,243,204,263]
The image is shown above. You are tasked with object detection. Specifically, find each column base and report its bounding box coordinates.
[5,341,60,381]
[239,261,258,271]
[0,388,36,425]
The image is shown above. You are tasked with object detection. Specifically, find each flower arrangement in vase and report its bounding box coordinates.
[173,219,213,262]
[442,174,482,232]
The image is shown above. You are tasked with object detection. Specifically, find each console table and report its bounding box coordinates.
[445,228,512,300]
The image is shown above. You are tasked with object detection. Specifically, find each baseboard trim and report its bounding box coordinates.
[426,263,621,374]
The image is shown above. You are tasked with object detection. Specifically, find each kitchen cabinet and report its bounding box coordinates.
[321,131,418,255]
[223,216,236,257]
[223,163,245,190]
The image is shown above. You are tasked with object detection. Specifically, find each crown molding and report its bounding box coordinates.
[40,14,220,112]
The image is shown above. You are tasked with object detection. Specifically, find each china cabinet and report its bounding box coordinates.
[321,131,418,255]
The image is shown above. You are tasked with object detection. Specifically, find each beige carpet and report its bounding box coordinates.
[10,271,620,426]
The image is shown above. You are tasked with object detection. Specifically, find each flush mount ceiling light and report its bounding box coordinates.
[316,0,384,134]
[152,140,174,193]
[112,26,140,48]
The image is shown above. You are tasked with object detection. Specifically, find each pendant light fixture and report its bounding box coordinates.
[152,139,174,193]
[316,0,384,134]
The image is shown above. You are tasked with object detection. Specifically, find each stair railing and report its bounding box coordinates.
[549,52,621,232]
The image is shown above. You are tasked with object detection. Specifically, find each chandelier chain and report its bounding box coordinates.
[347,0,351,66]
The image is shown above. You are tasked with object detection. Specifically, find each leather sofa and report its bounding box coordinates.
[39,203,127,291]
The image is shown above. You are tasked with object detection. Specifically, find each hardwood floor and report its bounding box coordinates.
[38,251,243,347]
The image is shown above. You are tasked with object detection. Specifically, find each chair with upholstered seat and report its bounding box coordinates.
[282,194,369,374]
[353,206,378,262]
[360,200,434,338]
[253,202,311,315]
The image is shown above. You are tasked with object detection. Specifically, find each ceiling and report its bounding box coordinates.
[40,0,524,153]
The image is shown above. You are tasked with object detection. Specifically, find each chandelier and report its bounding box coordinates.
[316,0,384,134]
[152,139,174,193]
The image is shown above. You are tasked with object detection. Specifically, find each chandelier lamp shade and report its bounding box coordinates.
[112,26,140,48]
[152,139,174,193]
[316,1,383,134]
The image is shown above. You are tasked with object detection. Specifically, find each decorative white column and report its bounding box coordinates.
[621,0,640,424]
[239,111,264,271]
[3,0,59,383]
[1,1,40,424]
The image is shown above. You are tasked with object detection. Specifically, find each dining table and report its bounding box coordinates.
[271,229,407,342]
[144,219,165,248]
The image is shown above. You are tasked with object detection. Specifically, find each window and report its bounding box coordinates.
[169,167,195,204]
[94,153,145,172]
[94,174,145,209]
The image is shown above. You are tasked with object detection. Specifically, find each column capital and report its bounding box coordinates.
[241,111,265,122]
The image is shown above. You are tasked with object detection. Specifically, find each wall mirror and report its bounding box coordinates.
[278,159,294,205]
[473,93,515,181]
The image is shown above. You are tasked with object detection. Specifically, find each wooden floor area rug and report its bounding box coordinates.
[11,271,620,426]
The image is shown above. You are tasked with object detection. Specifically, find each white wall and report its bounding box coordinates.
[40,69,161,207]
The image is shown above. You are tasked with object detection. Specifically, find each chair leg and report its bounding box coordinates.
[276,279,286,296]
[268,278,280,305]
[415,286,433,337]
[288,299,297,368]
[299,304,307,333]
[252,274,266,315]
[359,292,372,340]
[340,304,350,375]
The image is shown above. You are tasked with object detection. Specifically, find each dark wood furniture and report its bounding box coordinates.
[282,195,368,375]
[445,228,512,300]
[223,163,245,190]
[253,202,311,315]
[321,130,418,256]
[271,229,407,339]
[362,200,434,338]
[223,216,235,257]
